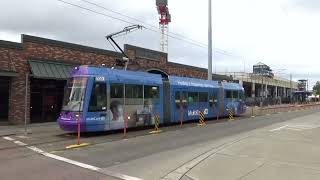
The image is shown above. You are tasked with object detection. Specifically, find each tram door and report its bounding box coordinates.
[174,90,188,123]
[219,86,225,116]
[209,89,219,118]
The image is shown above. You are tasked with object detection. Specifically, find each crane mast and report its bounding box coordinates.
[156,0,171,53]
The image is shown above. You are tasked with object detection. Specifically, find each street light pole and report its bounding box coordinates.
[208,0,212,80]
[290,73,292,103]
[24,73,29,135]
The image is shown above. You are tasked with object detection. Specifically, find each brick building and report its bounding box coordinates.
[0,34,232,125]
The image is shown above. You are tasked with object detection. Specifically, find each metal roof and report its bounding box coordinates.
[28,60,77,80]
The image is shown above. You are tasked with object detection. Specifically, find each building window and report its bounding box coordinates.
[89,83,107,112]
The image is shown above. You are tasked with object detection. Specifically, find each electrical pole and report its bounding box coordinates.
[290,73,292,103]
[208,0,212,80]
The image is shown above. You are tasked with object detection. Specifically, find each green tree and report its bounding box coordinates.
[313,81,320,95]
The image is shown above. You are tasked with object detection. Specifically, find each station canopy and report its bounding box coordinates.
[0,70,18,77]
[28,60,78,80]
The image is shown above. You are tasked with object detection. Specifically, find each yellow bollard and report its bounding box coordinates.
[197,111,206,126]
[149,113,162,134]
[228,108,234,121]
[251,106,255,118]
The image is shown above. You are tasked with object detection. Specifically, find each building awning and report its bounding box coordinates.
[28,60,77,80]
[0,70,18,77]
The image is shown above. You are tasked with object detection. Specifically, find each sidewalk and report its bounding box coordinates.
[181,111,320,180]
[0,122,58,136]
[243,102,320,117]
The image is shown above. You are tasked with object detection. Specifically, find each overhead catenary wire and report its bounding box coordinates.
[80,0,239,57]
[55,0,242,58]
[80,0,208,47]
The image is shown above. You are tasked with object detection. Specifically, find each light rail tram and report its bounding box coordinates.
[58,66,246,132]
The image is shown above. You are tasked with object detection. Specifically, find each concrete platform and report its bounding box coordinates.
[183,112,320,180]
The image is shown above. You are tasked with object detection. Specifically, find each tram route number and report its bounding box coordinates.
[95,76,105,82]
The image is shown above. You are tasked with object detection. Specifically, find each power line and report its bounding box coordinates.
[56,0,135,25]
[55,0,242,58]
[80,0,208,47]
[80,0,238,56]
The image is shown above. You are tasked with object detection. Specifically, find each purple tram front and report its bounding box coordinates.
[58,66,164,132]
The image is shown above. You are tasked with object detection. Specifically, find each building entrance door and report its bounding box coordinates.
[0,77,9,122]
[30,79,65,123]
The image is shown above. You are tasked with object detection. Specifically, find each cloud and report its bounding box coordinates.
[0,0,319,88]
[288,0,320,12]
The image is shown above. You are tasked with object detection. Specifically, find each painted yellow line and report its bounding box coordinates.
[149,130,162,134]
[66,143,90,149]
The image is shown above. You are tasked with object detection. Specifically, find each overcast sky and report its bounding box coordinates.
[1,0,319,88]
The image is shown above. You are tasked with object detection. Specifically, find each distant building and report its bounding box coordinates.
[221,62,298,106]
[252,62,274,78]
[294,79,312,103]
[297,79,307,91]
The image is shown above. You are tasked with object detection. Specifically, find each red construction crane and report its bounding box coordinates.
[156,0,171,52]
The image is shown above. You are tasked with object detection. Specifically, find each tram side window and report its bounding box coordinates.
[175,91,181,107]
[188,92,199,104]
[199,92,208,102]
[226,90,232,99]
[144,86,159,99]
[239,91,244,99]
[144,85,160,104]
[88,83,107,112]
[125,84,143,105]
[111,83,124,98]
[233,91,239,99]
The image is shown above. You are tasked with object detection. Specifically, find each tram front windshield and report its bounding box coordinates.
[62,77,87,112]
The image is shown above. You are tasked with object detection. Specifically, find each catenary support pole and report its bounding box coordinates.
[208,0,212,80]
[24,73,28,135]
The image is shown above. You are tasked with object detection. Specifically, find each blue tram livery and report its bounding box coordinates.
[58,66,246,132]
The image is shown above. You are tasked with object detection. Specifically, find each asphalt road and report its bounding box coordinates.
[1,108,319,180]
[56,108,319,167]
[0,140,119,180]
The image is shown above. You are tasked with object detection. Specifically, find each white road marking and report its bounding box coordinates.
[27,146,45,153]
[14,140,27,146]
[3,136,143,180]
[3,136,15,141]
[286,128,302,131]
[270,124,320,132]
[16,135,29,139]
[43,153,101,171]
[270,125,288,132]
